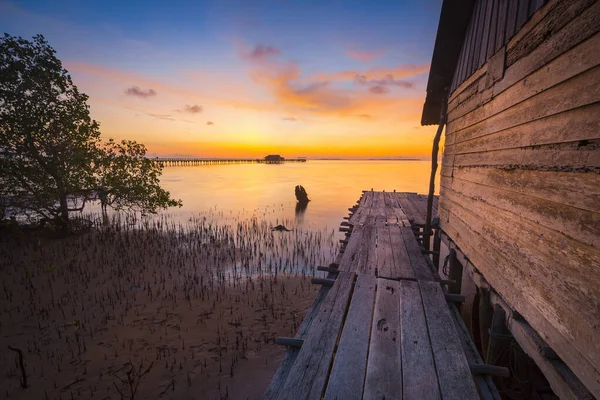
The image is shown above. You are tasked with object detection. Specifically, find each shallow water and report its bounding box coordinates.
[158,159,438,232]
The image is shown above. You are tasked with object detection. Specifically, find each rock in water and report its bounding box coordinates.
[271,225,292,232]
[295,185,310,203]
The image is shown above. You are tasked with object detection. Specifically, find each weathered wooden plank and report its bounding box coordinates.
[452,138,600,172]
[439,191,600,383]
[495,0,509,51]
[349,190,374,225]
[448,302,501,400]
[448,174,600,248]
[386,192,411,227]
[275,271,355,400]
[356,218,377,275]
[497,0,600,97]
[401,227,434,282]
[486,0,499,60]
[371,191,387,220]
[440,187,600,328]
[467,1,487,75]
[400,280,440,400]
[338,224,364,272]
[324,274,377,400]
[419,280,479,399]
[473,0,489,70]
[452,64,600,145]
[375,222,397,280]
[387,225,416,281]
[508,0,596,67]
[515,0,530,33]
[489,293,595,399]
[479,0,494,67]
[453,102,600,156]
[505,0,519,40]
[448,30,600,132]
[263,284,332,399]
[364,279,402,400]
[438,206,600,395]
[463,0,481,84]
[452,166,600,214]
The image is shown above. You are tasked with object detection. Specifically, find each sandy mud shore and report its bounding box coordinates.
[1,216,336,399]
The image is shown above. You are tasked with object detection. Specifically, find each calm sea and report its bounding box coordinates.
[158,160,439,233]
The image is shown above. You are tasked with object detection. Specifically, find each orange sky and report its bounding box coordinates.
[2,1,443,159]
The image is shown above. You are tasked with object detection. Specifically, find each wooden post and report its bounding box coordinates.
[486,304,512,365]
[8,346,28,388]
[276,337,304,348]
[311,278,335,287]
[432,228,441,271]
[479,287,493,359]
[448,249,463,295]
[424,98,447,251]
[469,363,510,378]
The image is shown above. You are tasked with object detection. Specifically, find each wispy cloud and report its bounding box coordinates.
[310,63,429,83]
[179,104,203,114]
[283,117,298,121]
[207,121,214,125]
[346,48,385,63]
[241,44,281,61]
[147,113,175,121]
[238,43,425,119]
[125,86,157,98]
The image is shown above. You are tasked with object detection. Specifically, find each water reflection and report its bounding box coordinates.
[158,160,439,232]
[295,200,308,220]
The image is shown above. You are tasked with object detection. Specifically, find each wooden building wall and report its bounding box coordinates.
[439,0,600,395]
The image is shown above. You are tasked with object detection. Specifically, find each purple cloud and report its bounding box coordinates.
[125,86,157,98]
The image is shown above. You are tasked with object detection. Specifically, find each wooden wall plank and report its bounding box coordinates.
[448,31,600,128]
[479,0,494,67]
[465,0,483,82]
[400,280,441,400]
[486,0,499,59]
[438,198,600,394]
[324,274,377,400]
[451,139,600,172]
[515,0,531,32]
[473,0,488,71]
[449,174,600,248]
[496,1,600,97]
[495,0,509,52]
[505,0,519,40]
[420,280,479,399]
[439,190,600,369]
[452,102,600,155]
[507,0,596,67]
[452,64,600,145]
[364,279,402,400]
[276,271,355,400]
[452,166,600,214]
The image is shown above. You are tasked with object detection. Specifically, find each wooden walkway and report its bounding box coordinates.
[264,191,498,400]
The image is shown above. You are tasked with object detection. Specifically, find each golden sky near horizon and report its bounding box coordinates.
[2,0,443,158]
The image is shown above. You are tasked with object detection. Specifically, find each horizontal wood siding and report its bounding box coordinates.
[441,0,600,396]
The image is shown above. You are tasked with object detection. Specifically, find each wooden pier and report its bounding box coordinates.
[155,157,307,166]
[264,191,500,400]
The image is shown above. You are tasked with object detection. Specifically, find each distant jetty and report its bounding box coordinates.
[155,155,307,166]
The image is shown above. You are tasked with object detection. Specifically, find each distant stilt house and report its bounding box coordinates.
[422,0,599,397]
[264,154,285,164]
